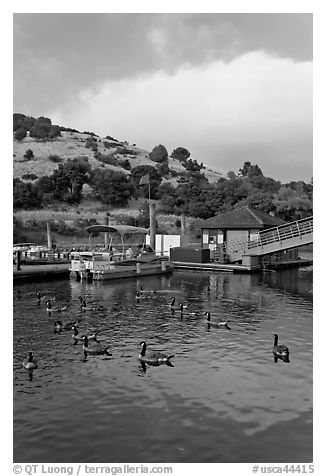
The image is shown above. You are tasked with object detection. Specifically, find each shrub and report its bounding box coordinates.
[105,135,119,142]
[119,159,131,170]
[117,147,137,156]
[24,149,34,160]
[22,173,38,181]
[49,154,62,163]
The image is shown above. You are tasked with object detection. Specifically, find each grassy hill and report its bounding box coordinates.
[13,131,226,183]
[14,129,220,246]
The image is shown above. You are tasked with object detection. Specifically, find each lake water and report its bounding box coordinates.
[13,264,313,463]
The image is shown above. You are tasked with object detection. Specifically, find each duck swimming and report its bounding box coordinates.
[23,351,38,370]
[272,334,290,358]
[23,352,38,380]
[54,320,63,333]
[46,301,67,313]
[169,297,176,309]
[205,312,231,329]
[138,284,156,296]
[138,341,174,366]
[72,326,98,344]
[81,335,111,359]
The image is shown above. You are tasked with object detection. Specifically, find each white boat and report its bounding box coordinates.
[69,224,173,281]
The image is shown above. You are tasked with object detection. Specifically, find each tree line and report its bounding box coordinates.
[13,155,313,222]
[13,113,312,222]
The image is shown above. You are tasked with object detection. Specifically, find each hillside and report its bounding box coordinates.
[13,130,226,184]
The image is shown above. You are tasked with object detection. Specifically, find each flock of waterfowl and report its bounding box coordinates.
[23,285,290,380]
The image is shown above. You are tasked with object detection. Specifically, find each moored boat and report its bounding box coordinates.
[69,224,173,281]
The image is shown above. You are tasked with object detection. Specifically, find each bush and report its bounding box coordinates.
[103,142,117,150]
[105,135,119,142]
[48,154,63,163]
[94,152,119,167]
[117,147,137,156]
[119,159,131,170]
[24,149,34,160]
[22,173,38,181]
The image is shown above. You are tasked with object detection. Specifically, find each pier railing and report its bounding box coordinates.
[219,216,313,263]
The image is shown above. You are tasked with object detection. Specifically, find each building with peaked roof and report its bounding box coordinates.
[200,206,298,264]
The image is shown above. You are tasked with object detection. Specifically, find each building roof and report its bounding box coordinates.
[201,206,285,229]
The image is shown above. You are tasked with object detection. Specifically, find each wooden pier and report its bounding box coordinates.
[13,263,70,281]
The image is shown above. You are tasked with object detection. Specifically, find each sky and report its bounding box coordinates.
[13,12,313,183]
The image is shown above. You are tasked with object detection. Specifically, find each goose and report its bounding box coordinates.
[23,351,38,380]
[72,326,98,344]
[273,334,290,358]
[55,319,80,334]
[46,301,67,313]
[205,312,231,329]
[138,284,156,296]
[64,319,81,330]
[138,341,174,366]
[54,320,63,333]
[81,335,112,359]
[37,293,55,302]
[169,297,176,309]
[179,303,190,313]
[136,291,147,300]
[23,351,38,370]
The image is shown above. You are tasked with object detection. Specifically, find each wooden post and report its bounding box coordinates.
[181,213,186,236]
[104,212,110,250]
[46,221,52,250]
[16,250,21,270]
[149,202,156,251]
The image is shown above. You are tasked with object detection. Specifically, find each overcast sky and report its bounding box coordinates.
[13,12,313,183]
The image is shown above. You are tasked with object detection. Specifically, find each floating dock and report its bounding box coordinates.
[13,257,312,281]
[172,258,312,273]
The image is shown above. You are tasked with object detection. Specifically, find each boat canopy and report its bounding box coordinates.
[86,224,149,236]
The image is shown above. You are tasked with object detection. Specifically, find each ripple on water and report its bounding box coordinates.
[14,271,313,462]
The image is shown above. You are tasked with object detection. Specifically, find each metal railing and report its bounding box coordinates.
[220,216,313,259]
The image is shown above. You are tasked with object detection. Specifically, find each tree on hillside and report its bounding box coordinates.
[13,113,36,132]
[156,161,170,177]
[13,179,41,209]
[149,144,169,163]
[272,186,312,221]
[129,165,162,199]
[49,158,91,203]
[30,116,52,139]
[171,147,191,163]
[157,182,178,213]
[48,125,61,138]
[90,169,132,206]
[182,158,204,174]
[15,127,27,141]
[238,161,263,178]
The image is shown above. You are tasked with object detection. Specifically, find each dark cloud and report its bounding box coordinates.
[13,13,312,114]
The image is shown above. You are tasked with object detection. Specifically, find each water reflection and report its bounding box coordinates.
[14,265,313,463]
[273,354,291,364]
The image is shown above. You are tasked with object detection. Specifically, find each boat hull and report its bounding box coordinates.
[91,261,173,280]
